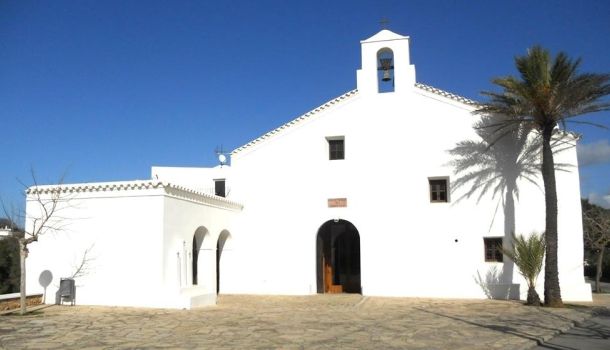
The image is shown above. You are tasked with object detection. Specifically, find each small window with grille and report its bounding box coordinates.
[327,137,345,160]
[428,178,449,203]
[484,237,503,262]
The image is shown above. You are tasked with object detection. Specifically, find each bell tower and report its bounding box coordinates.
[356,29,416,95]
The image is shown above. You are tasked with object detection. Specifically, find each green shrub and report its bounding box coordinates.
[0,236,20,294]
[501,232,545,306]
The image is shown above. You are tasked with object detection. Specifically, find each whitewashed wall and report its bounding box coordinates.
[226,30,590,301]
[160,189,239,308]
[25,185,167,307]
[25,182,241,309]
[24,29,591,307]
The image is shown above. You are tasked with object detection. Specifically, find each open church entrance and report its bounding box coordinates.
[316,219,361,294]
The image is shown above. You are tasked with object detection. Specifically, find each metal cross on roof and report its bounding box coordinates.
[379,17,390,29]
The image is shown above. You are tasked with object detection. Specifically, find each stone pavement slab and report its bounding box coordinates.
[0,294,604,349]
[530,314,610,350]
[530,294,610,350]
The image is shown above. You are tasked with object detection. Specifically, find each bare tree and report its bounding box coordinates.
[582,199,610,293]
[1,171,72,315]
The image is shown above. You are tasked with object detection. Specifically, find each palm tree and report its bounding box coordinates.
[500,233,546,306]
[478,46,610,307]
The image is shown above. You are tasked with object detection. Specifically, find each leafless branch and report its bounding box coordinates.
[583,208,610,249]
[582,201,610,293]
[71,244,95,279]
[4,170,74,314]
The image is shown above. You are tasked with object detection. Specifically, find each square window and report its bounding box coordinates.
[214,179,226,197]
[429,178,449,203]
[328,138,345,160]
[484,237,503,262]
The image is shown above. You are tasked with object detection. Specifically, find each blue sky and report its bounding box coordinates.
[1,0,609,212]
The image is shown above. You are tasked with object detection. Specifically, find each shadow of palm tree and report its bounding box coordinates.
[448,114,571,298]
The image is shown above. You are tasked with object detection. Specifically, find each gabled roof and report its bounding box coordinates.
[27,180,243,210]
[361,29,409,43]
[231,84,478,156]
[231,89,359,155]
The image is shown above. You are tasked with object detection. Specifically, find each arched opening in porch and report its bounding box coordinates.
[216,230,232,294]
[316,219,361,294]
[192,226,209,286]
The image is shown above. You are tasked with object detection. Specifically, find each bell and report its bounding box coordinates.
[382,69,391,82]
[379,57,393,82]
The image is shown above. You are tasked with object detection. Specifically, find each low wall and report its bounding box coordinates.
[0,293,43,311]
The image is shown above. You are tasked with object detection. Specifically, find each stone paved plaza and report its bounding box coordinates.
[1,294,608,349]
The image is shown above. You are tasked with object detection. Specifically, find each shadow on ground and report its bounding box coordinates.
[531,306,610,350]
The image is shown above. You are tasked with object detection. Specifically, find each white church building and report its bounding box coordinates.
[25,30,591,308]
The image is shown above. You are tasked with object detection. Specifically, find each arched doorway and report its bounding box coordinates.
[216,230,232,294]
[192,227,208,286]
[316,219,361,294]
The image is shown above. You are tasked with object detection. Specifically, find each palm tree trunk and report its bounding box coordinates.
[596,246,605,293]
[527,285,542,306]
[541,125,563,307]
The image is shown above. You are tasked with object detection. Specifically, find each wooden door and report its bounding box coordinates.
[323,256,343,293]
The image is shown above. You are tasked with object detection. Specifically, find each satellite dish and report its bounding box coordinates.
[218,154,227,164]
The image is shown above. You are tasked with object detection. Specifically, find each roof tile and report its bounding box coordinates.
[27,180,243,210]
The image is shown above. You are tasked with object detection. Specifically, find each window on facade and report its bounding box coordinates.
[484,237,503,262]
[328,138,345,160]
[214,179,226,197]
[429,178,448,203]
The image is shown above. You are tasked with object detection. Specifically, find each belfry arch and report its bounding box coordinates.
[316,219,361,294]
[377,48,395,93]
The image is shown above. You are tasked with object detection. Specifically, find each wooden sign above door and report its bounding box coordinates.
[328,198,347,208]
